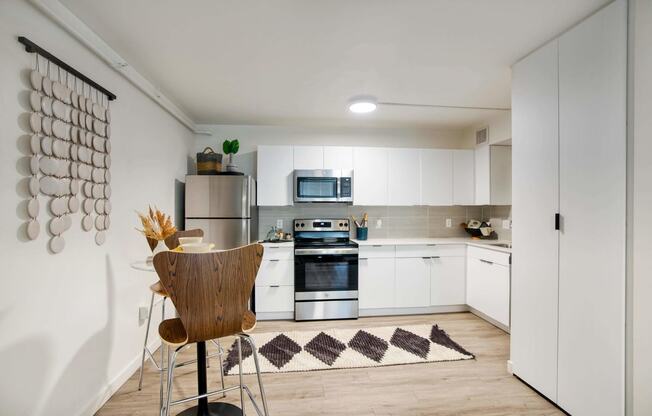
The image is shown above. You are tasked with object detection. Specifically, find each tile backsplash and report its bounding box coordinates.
[258,205,512,240]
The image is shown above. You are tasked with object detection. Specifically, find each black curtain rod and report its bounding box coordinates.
[18,36,117,101]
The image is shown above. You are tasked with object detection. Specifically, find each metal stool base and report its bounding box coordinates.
[176,402,242,416]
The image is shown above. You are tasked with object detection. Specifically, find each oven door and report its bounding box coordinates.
[294,248,358,300]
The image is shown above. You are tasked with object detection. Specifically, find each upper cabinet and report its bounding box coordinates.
[257,145,294,206]
[452,150,475,205]
[293,146,323,169]
[388,148,420,206]
[353,147,389,206]
[323,146,353,170]
[421,149,453,205]
[474,145,512,205]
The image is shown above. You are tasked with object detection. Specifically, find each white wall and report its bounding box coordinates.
[0,1,193,415]
[194,124,471,177]
[628,0,652,414]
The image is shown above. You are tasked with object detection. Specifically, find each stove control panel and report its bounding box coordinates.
[294,218,349,232]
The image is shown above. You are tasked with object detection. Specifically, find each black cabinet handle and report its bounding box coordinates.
[480,259,494,265]
[555,213,560,231]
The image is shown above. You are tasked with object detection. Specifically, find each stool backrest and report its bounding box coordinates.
[153,243,264,343]
[146,229,204,251]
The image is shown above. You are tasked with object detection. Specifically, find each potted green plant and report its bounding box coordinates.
[222,139,240,172]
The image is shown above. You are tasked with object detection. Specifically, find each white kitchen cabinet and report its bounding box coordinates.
[394,257,430,307]
[358,257,395,309]
[388,148,420,206]
[256,259,293,286]
[420,149,453,205]
[452,150,475,205]
[323,146,353,170]
[466,249,510,327]
[474,145,490,205]
[257,145,294,206]
[430,256,466,306]
[353,147,389,206]
[511,2,626,414]
[490,146,512,205]
[293,146,323,170]
[255,285,294,313]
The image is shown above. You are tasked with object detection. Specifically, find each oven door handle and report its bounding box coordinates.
[295,247,359,255]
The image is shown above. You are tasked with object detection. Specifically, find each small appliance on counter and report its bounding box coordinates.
[293,218,359,321]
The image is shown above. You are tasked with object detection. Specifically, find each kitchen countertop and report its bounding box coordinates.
[259,238,512,253]
[352,238,512,253]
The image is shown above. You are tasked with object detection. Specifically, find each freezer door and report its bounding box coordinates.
[185,175,253,218]
[185,218,250,250]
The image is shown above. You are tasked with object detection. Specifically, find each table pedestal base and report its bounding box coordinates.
[176,402,242,416]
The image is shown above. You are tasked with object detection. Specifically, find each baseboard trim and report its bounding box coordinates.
[78,338,161,416]
[360,305,469,317]
[468,307,510,333]
[257,311,294,321]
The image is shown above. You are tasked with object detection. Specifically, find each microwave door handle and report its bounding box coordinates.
[336,177,341,199]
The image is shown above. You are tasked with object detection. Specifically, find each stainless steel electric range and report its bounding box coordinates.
[293,218,359,321]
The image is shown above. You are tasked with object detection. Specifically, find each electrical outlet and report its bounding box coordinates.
[375,219,382,229]
[276,219,283,229]
[138,306,149,325]
[502,219,511,230]
[445,218,452,228]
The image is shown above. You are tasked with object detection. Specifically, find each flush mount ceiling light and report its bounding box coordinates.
[347,95,510,114]
[348,96,378,113]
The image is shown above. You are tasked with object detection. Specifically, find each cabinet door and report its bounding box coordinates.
[466,257,509,326]
[430,256,465,306]
[490,146,512,205]
[511,39,560,402]
[353,147,388,206]
[474,145,490,205]
[452,150,474,205]
[323,146,353,170]
[256,259,293,286]
[293,146,323,169]
[395,258,430,307]
[388,148,420,206]
[257,145,294,206]
[255,286,294,313]
[557,2,626,414]
[358,257,395,309]
[420,149,453,205]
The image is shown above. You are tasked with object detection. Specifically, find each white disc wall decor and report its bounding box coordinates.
[81,215,93,231]
[28,177,40,196]
[30,91,42,112]
[27,198,39,218]
[30,113,42,133]
[20,42,114,253]
[30,69,42,90]
[50,236,65,253]
[27,219,40,240]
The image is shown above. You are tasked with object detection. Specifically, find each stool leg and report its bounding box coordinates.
[159,298,166,412]
[164,346,178,416]
[237,337,245,414]
[138,291,156,391]
[217,339,226,398]
[242,334,270,416]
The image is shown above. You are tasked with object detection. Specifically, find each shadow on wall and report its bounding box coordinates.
[37,255,117,415]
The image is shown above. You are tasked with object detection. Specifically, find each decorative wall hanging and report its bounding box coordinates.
[19,36,116,253]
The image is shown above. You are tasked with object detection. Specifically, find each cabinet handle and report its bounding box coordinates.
[431,256,440,259]
[427,244,437,247]
[268,259,280,262]
[480,259,494,265]
[270,285,280,288]
[372,245,383,247]
[422,257,431,260]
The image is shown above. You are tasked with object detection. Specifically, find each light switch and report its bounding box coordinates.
[445,218,452,228]
[375,219,382,229]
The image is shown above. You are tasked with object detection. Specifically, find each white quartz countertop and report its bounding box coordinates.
[259,240,294,247]
[352,238,512,253]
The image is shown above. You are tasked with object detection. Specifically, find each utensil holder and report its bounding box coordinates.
[356,227,368,240]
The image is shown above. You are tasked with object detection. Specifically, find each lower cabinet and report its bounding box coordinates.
[430,256,466,306]
[395,257,431,308]
[255,285,294,313]
[358,257,395,309]
[255,245,294,315]
[466,247,510,327]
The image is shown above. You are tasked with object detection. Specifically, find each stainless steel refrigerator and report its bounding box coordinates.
[184,175,257,249]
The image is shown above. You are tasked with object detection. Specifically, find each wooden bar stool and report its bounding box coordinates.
[138,229,225,403]
[154,244,270,416]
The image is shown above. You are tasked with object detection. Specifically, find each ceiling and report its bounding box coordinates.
[60,0,609,129]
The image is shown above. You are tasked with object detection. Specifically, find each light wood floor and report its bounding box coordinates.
[98,313,562,415]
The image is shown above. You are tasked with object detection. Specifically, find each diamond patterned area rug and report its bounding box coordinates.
[222,324,474,375]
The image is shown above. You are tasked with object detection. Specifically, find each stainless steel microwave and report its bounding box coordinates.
[293,169,353,203]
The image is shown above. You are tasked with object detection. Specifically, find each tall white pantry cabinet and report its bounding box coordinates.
[511,2,626,416]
